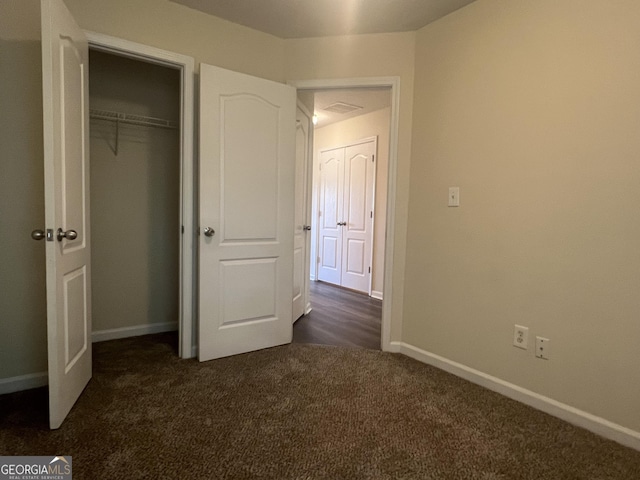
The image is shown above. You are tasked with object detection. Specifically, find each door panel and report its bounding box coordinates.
[341,141,375,292]
[41,0,91,429]
[198,64,295,362]
[317,148,344,285]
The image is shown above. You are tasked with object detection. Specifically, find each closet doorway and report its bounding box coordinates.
[87,36,194,358]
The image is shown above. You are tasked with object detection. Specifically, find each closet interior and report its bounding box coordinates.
[89,50,181,341]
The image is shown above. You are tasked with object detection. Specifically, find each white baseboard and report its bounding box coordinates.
[391,341,640,452]
[0,371,48,395]
[371,290,383,300]
[92,321,178,343]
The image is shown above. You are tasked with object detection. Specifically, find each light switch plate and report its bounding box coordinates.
[448,186,460,207]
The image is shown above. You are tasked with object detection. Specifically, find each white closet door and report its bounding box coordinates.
[341,141,376,292]
[41,0,92,429]
[316,148,344,286]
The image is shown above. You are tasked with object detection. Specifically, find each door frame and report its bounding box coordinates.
[85,32,195,359]
[290,77,400,351]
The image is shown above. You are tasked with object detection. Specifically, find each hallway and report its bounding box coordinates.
[292,281,382,350]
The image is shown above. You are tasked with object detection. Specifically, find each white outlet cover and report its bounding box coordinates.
[536,336,550,360]
[513,325,529,350]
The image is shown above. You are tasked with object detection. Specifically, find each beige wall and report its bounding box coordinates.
[312,108,391,296]
[285,32,416,340]
[89,51,180,333]
[0,1,48,380]
[405,0,640,432]
[63,0,285,81]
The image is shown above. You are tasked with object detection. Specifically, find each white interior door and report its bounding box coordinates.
[341,141,376,292]
[198,64,296,361]
[293,104,311,321]
[41,0,92,429]
[316,148,344,285]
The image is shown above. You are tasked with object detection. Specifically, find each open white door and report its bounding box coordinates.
[198,64,296,361]
[293,104,312,321]
[41,0,92,429]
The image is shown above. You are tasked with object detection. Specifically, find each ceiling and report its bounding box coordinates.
[310,88,391,128]
[170,0,477,39]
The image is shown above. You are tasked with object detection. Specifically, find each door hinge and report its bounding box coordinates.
[368,266,371,273]
[372,154,375,162]
[181,225,184,234]
[370,211,373,219]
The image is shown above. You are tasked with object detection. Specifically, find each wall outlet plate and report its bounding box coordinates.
[513,325,529,349]
[536,336,550,360]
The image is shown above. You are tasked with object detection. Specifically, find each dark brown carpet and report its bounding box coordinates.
[1,333,639,479]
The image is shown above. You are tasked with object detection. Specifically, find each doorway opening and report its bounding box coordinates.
[88,49,181,355]
[292,84,395,350]
[86,33,195,359]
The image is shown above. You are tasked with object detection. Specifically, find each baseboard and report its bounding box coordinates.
[0,371,48,395]
[371,290,383,300]
[92,322,178,343]
[391,341,640,452]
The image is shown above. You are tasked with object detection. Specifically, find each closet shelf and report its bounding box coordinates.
[89,109,178,130]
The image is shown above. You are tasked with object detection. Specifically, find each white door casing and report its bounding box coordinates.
[198,64,296,361]
[41,0,92,429]
[317,139,376,294]
[293,103,312,321]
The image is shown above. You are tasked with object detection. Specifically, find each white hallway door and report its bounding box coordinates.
[293,103,312,321]
[317,139,376,294]
[41,0,92,429]
[198,64,296,361]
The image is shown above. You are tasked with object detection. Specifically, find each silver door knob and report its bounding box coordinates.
[203,227,215,237]
[303,225,311,231]
[57,228,78,242]
[337,222,347,226]
[31,229,46,241]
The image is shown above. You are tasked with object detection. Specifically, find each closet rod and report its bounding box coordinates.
[89,109,178,130]
[89,109,178,156]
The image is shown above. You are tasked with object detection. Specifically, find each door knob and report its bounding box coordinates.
[203,227,215,237]
[337,222,346,226]
[31,229,46,241]
[303,225,311,231]
[56,228,78,242]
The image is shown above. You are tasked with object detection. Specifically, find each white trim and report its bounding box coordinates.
[84,32,196,359]
[291,77,400,352]
[371,290,383,301]
[0,372,48,395]
[92,322,178,343]
[393,341,640,452]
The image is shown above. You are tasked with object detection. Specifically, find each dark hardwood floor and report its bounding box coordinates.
[293,281,382,350]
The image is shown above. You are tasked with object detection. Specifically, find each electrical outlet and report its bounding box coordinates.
[513,325,529,350]
[535,337,550,360]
